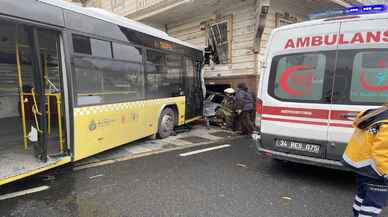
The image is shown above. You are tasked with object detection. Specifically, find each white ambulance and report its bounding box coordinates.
[255,7,388,169]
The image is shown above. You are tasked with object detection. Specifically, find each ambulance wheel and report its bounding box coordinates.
[157,108,176,139]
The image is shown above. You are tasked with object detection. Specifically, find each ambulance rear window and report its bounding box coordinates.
[350,51,388,103]
[269,53,328,102]
[362,52,388,68]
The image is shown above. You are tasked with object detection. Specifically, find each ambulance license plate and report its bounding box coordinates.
[275,139,320,154]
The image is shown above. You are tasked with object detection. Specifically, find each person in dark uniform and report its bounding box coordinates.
[235,83,255,135]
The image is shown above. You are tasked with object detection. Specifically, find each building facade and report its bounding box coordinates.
[74,0,375,92]
[63,0,83,6]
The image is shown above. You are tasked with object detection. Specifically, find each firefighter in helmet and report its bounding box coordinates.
[215,88,236,129]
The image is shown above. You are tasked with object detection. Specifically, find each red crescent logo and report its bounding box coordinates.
[279,65,312,96]
[359,70,388,91]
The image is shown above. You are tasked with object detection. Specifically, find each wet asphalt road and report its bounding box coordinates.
[0,137,385,217]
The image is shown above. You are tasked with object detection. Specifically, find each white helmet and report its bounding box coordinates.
[224,88,235,94]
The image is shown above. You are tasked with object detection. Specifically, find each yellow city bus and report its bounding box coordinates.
[0,0,203,186]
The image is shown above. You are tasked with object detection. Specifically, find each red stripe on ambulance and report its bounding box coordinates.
[261,106,355,128]
[262,117,328,126]
[263,106,329,119]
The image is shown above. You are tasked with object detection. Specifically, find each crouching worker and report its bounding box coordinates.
[342,104,388,217]
[215,88,236,129]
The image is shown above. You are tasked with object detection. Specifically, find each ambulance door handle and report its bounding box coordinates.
[341,112,357,120]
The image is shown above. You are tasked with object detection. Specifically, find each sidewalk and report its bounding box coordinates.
[75,125,240,168]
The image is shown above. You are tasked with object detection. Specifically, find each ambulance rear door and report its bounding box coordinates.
[260,21,340,159]
[327,17,388,161]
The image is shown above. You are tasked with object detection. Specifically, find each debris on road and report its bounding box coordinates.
[89,174,104,179]
[236,163,248,168]
[40,175,56,181]
[251,133,260,140]
[281,196,293,200]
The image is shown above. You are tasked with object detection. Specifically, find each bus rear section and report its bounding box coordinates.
[0,19,70,185]
[256,13,388,169]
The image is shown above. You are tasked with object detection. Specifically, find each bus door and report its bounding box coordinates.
[19,25,49,161]
[0,19,65,165]
[184,57,203,120]
[327,18,388,161]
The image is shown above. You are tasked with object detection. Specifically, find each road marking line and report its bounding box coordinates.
[89,174,104,179]
[73,136,245,171]
[179,144,231,157]
[0,185,50,201]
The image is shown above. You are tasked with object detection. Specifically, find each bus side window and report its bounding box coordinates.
[113,43,142,62]
[72,34,112,59]
[72,34,91,55]
[73,57,103,106]
[112,42,144,101]
[166,54,183,97]
[145,50,166,99]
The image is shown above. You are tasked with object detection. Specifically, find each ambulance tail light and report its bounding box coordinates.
[255,98,263,130]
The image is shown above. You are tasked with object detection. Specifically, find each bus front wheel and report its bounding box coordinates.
[157,108,176,139]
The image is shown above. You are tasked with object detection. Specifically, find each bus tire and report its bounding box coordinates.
[157,107,176,139]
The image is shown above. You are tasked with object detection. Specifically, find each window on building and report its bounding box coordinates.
[86,0,101,7]
[276,13,297,27]
[207,19,231,65]
[111,0,124,8]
